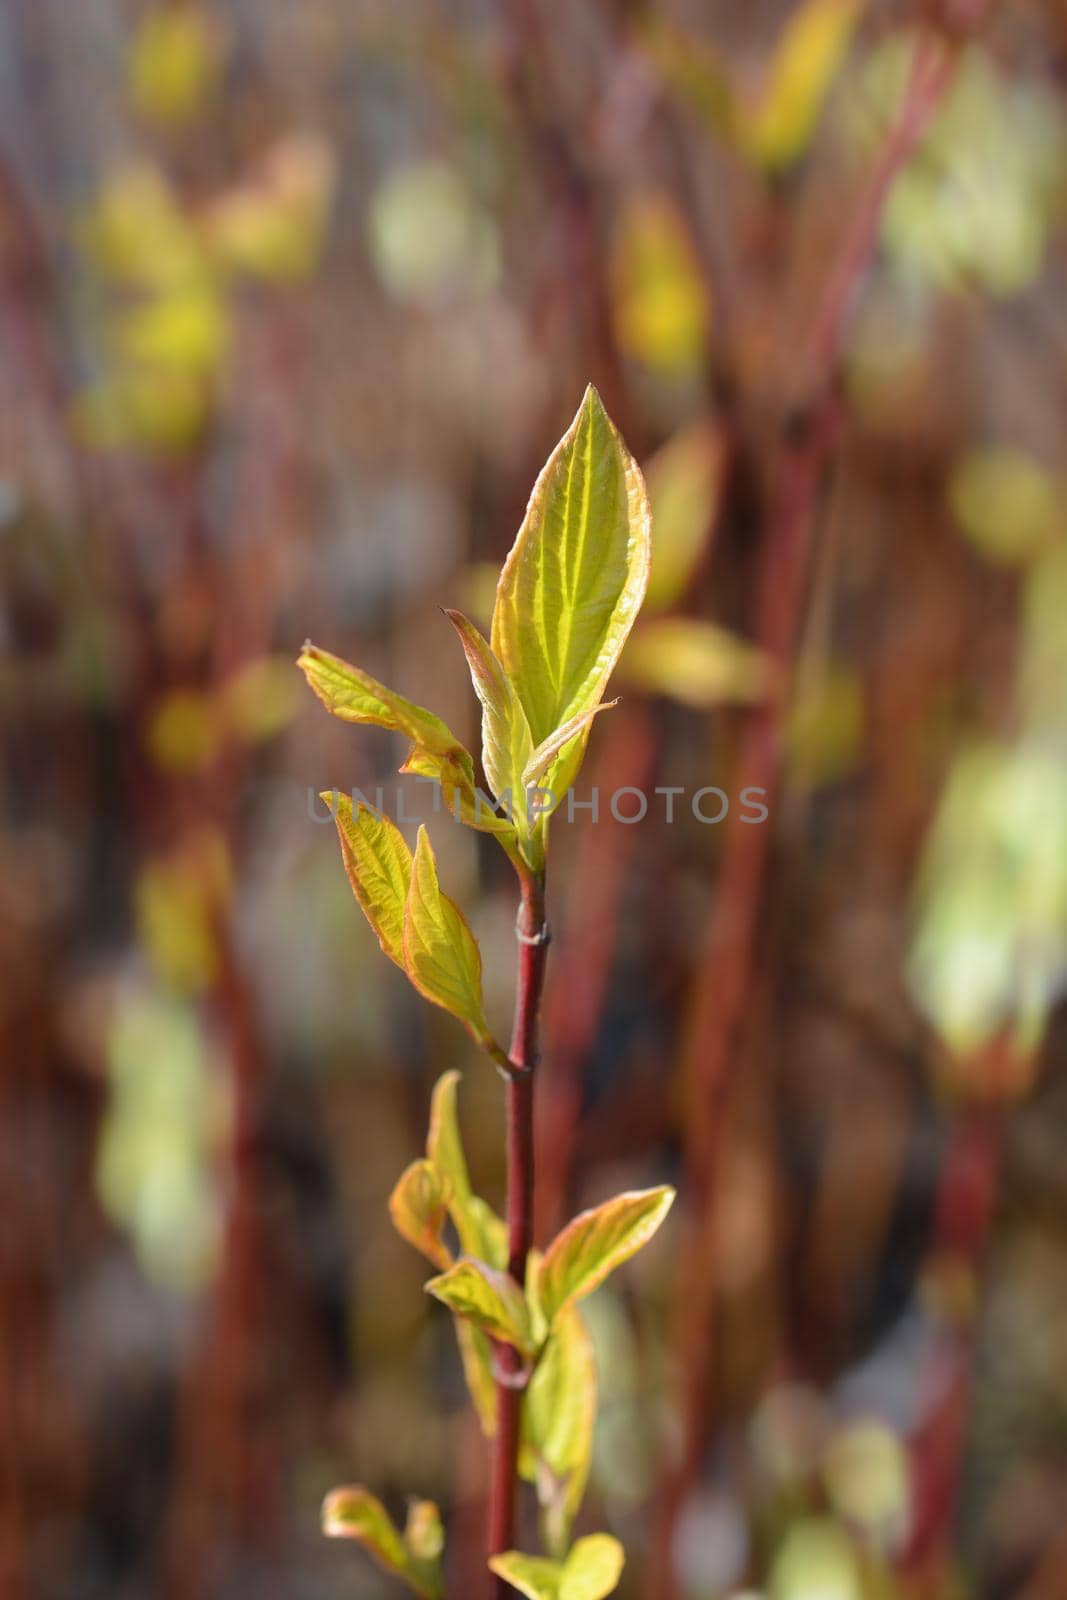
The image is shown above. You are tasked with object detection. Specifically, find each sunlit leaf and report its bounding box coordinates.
[81,164,204,290]
[770,1518,861,1600]
[400,745,519,846]
[404,1499,445,1566]
[489,1537,625,1600]
[740,0,861,172]
[863,42,1065,298]
[426,1071,507,1267]
[322,1487,443,1599]
[368,159,499,304]
[949,446,1059,567]
[520,1305,597,1554]
[907,740,1067,1076]
[75,368,214,455]
[822,1420,908,1549]
[488,1552,563,1600]
[388,1158,453,1271]
[619,619,772,709]
[219,655,302,743]
[492,386,651,755]
[147,689,221,775]
[560,1535,625,1600]
[115,286,229,376]
[445,609,533,812]
[643,422,725,614]
[425,1259,533,1355]
[522,702,617,789]
[203,134,335,283]
[129,5,223,125]
[298,643,472,765]
[538,1187,675,1328]
[333,795,413,970]
[610,196,709,375]
[98,988,228,1293]
[786,662,864,789]
[403,827,494,1048]
[456,1319,498,1436]
[135,831,231,993]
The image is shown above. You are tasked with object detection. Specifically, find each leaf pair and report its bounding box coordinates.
[323,1488,444,1600]
[479,385,650,849]
[300,385,652,871]
[389,1072,505,1435]
[426,1186,675,1358]
[299,642,518,849]
[490,1534,625,1600]
[330,797,505,1060]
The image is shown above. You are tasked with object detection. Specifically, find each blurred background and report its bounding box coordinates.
[2,1,1067,1596]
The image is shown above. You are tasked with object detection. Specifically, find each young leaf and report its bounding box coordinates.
[538,1186,675,1328]
[445,609,534,812]
[403,827,495,1049]
[560,1535,625,1600]
[388,1159,453,1271]
[404,1499,445,1566]
[492,385,651,747]
[488,1536,625,1600]
[425,1259,533,1355]
[487,1552,563,1600]
[427,1069,473,1204]
[298,642,472,764]
[522,701,618,790]
[322,1487,443,1599]
[456,1319,498,1437]
[520,1305,597,1554]
[426,1072,508,1268]
[333,795,413,968]
[618,619,772,709]
[643,421,724,615]
[401,744,519,844]
[739,0,861,174]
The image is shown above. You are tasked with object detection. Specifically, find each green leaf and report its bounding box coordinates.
[618,619,772,709]
[404,1499,445,1567]
[298,642,471,765]
[492,385,651,749]
[738,0,861,173]
[427,1070,473,1206]
[426,1071,507,1267]
[560,1535,625,1600]
[643,421,724,614]
[488,1552,563,1600]
[425,1259,533,1355]
[522,701,618,790]
[332,795,413,968]
[322,1487,443,1599]
[388,1159,453,1271]
[456,1318,498,1436]
[401,745,519,843]
[488,1537,625,1600]
[299,641,513,850]
[402,827,494,1049]
[520,1305,597,1554]
[445,609,534,813]
[538,1186,675,1328]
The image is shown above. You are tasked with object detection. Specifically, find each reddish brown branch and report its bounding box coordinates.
[489,871,548,1596]
[646,22,983,1598]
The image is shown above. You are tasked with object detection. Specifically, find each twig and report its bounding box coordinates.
[489,870,549,1595]
[646,19,984,1597]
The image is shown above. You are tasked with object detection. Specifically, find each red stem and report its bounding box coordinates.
[488,871,548,1596]
[646,22,981,1599]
